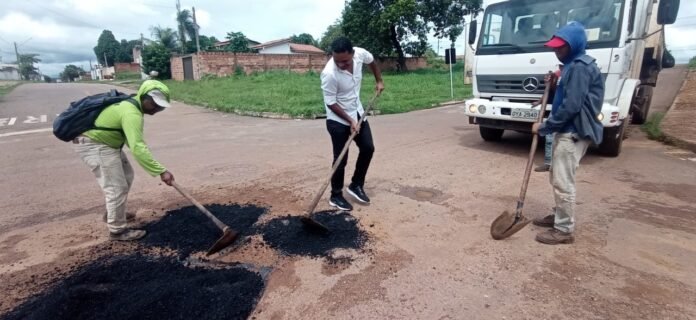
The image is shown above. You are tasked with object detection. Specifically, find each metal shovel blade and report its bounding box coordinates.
[490,211,532,240]
[206,227,240,256]
[300,216,330,234]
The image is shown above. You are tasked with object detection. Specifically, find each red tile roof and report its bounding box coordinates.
[289,43,325,54]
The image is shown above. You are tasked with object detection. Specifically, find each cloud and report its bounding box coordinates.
[1,0,694,77]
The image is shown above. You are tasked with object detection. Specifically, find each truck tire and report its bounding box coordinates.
[480,127,504,141]
[631,86,653,125]
[598,122,626,157]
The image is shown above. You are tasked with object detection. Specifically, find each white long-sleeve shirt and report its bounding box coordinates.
[320,47,374,125]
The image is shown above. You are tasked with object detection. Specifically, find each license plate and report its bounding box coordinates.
[511,108,539,120]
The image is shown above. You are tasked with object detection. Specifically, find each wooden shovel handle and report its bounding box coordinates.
[515,75,552,217]
[172,181,229,231]
[305,94,379,214]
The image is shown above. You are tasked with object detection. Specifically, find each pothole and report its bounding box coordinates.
[259,211,368,257]
[2,254,265,320]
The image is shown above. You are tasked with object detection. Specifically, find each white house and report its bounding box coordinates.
[0,64,21,81]
[251,38,325,55]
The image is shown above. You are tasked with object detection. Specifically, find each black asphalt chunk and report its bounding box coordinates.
[142,204,266,256]
[260,210,368,257]
[3,254,264,320]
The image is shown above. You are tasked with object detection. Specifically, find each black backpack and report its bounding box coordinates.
[53,89,138,142]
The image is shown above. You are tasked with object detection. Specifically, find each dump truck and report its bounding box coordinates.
[463,0,680,156]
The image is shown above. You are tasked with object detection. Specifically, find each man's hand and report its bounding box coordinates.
[350,120,359,134]
[531,123,542,134]
[545,71,558,91]
[375,81,385,95]
[160,170,175,186]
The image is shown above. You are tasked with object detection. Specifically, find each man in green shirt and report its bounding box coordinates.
[73,80,175,241]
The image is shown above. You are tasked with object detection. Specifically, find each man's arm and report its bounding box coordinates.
[538,65,589,135]
[121,113,174,185]
[321,72,359,133]
[368,62,385,94]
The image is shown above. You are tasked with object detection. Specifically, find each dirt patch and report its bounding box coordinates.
[141,204,267,257]
[619,198,696,234]
[2,254,264,320]
[0,235,29,265]
[630,182,696,204]
[260,211,368,257]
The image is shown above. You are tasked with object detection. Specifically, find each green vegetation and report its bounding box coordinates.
[0,82,23,100]
[689,56,696,69]
[163,63,471,117]
[115,71,142,80]
[641,111,665,140]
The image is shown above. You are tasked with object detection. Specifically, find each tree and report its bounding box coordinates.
[341,0,482,71]
[43,75,53,83]
[690,56,696,69]
[224,31,253,53]
[319,20,344,52]
[177,9,196,53]
[150,26,179,52]
[142,43,172,79]
[93,30,122,66]
[17,54,41,80]
[184,35,219,53]
[60,64,84,82]
[117,39,140,63]
[290,33,317,46]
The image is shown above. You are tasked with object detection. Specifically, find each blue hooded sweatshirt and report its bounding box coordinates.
[539,21,605,145]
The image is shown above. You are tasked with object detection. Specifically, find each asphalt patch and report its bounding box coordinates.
[142,204,266,256]
[2,254,264,320]
[260,210,368,257]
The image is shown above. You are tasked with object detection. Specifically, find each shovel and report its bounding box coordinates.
[172,181,239,255]
[490,76,551,240]
[301,94,380,234]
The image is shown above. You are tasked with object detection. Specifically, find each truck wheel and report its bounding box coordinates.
[480,127,504,141]
[598,122,626,157]
[631,86,653,125]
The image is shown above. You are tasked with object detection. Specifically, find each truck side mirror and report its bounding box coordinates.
[468,20,478,45]
[657,0,680,25]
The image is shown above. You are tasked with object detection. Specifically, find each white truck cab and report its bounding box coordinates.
[464,0,680,156]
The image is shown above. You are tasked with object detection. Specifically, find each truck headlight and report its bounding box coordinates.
[478,105,487,114]
[597,113,604,121]
[469,104,478,113]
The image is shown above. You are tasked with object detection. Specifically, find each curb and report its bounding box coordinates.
[660,69,696,153]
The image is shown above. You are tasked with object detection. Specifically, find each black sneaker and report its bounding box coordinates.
[347,184,370,204]
[329,194,353,211]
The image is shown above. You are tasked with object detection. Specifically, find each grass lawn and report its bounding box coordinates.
[164,63,472,118]
[0,81,23,100]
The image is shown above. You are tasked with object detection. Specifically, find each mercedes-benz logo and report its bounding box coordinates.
[522,77,539,92]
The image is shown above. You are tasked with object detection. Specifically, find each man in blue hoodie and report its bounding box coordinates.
[531,22,604,245]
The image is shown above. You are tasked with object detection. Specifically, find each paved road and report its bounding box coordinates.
[0,70,695,319]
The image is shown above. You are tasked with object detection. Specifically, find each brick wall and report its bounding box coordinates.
[114,62,141,74]
[170,52,428,81]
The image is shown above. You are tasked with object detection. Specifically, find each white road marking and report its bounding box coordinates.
[0,127,53,138]
[40,115,47,122]
[8,117,16,125]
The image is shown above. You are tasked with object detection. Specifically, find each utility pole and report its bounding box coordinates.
[192,6,201,53]
[176,0,184,54]
[14,42,21,80]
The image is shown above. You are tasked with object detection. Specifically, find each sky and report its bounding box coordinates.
[0,0,694,77]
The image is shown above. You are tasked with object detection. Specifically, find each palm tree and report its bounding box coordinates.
[177,9,196,52]
[150,26,179,52]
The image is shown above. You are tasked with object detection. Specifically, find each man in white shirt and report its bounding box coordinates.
[320,37,385,211]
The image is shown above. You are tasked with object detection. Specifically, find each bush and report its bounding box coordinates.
[689,56,696,69]
[142,44,172,79]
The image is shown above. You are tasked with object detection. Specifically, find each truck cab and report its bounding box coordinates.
[463,0,680,156]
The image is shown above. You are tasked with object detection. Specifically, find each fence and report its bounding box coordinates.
[170,52,428,81]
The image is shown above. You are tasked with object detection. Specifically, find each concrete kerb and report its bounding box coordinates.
[660,69,696,153]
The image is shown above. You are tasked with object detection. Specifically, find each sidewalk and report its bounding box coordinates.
[661,69,696,153]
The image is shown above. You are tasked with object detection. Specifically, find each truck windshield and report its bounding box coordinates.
[477,0,624,54]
